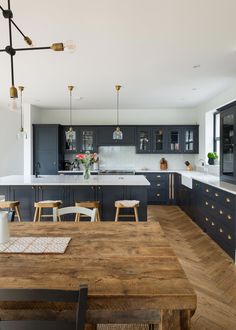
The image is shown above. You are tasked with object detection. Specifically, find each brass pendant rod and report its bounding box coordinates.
[20,90,23,130]
[70,89,72,127]
[117,89,119,126]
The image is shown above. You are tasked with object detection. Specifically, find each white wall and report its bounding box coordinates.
[0,106,24,176]
[35,108,198,125]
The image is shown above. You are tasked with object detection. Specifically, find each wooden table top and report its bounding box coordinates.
[0,222,196,313]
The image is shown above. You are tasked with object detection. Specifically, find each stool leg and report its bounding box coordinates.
[15,206,22,222]
[33,207,38,222]
[97,208,101,222]
[115,207,120,222]
[57,208,61,222]
[38,207,42,222]
[134,207,139,222]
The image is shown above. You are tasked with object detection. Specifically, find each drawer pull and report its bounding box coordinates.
[215,192,219,197]
[211,205,215,209]
[211,222,215,226]
[205,201,209,205]
[228,235,232,240]
[219,228,223,233]
[226,198,231,203]
[157,184,161,187]
[206,189,209,193]
[219,210,223,215]
[205,217,209,222]
[157,175,161,178]
[157,193,160,197]
[227,215,232,220]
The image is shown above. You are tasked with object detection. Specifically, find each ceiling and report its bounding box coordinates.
[1,0,236,110]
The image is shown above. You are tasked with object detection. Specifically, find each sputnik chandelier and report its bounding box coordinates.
[0,0,75,104]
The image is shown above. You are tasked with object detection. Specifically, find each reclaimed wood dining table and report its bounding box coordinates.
[0,222,196,330]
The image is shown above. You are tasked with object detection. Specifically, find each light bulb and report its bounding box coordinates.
[63,40,76,53]
[8,98,19,112]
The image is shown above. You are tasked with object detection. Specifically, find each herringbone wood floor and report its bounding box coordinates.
[98,205,236,330]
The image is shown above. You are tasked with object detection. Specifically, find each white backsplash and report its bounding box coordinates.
[98,146,196,171]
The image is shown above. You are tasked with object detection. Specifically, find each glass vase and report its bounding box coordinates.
[83,165,91,180]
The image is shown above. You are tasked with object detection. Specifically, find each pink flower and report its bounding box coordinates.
[76,154,85,159]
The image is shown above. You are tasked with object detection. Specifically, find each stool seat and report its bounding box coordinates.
[0,201,22,222]
[114,200,139,222]
[115,200,139,208]
[75,201,100,222]
[34,201,62,222]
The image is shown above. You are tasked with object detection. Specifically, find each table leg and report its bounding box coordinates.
[159,310,191,330]
[86,324,97,330]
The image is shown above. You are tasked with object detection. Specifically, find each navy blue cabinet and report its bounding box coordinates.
[136,127,152,153]
[33,125,62,175]
[10,186,36,221]
[97,126,135,146]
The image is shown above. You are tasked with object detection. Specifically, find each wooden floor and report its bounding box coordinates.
[98,205,236,330]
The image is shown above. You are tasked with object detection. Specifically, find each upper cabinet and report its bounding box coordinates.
[78,127,98,153]
[136,125,199,154]
[64,126,77,152]
[97,126,135,146]
[220,107,236,183]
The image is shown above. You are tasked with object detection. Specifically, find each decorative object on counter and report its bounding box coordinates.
[185,161,193,171]
[207,152,218,165]
[76,151,98,179]
[160,158,168,170]
[0,211,10,244]
[0,0,75,109]
[16,86,27,139]
[65,86,76,150]
[113,85,123,140]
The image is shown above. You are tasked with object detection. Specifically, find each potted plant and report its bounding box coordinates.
[207,152,218,165]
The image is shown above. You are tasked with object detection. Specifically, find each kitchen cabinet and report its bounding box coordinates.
[0,186,10,201]
[10,186,36,221]
[97,126,135,146]
[136,127,152,153]
[152,127,167,153]
[182,126,199,154]
[33,125,62,175]
[78,127,98,153]
[220,107,236,184]
[167,127,182,153]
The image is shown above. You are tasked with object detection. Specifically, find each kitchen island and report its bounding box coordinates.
[0,175,150,221]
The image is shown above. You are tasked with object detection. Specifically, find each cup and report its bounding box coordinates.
[0,211,10,244]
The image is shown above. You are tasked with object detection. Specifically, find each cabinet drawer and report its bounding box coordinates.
[201,183,235,210]
[148,188,168,203]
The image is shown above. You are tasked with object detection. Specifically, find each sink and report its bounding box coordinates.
[181,175,192,189]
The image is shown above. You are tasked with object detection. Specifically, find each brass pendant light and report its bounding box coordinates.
[113,85,123,140]
[66,86,75,143]
[16,86,27,139]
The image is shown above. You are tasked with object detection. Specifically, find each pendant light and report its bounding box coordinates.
[16,86,27,139]
[66,85,75,143]
[113,85,123,140]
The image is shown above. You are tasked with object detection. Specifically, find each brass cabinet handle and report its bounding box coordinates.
[226,198,231,203]
[157,184,161,187]
[98,186,101,190]
[206,189,209,192]
[157,175,161,178]
[228,235,232,240]
[157,193,160,197]
[205,217,209,222]
[211,222,215,226]
[31,186,35,190]
[215,192,219,197]
[219,228,223,233]
[211,205,215,209]
[227,215,232,220]
[205,201,209,205]
[219,210,223,215]
[38,186,41,190]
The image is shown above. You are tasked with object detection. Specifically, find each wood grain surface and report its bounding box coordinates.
[0,222,196,329]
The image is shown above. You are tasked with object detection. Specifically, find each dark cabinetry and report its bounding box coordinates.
[97,126,135,146]
[63,126,98,153]
[220,107,236,183]
[136,126,199,154]
[33,125,62,175]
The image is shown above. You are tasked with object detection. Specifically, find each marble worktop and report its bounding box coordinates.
[0,175,150,186]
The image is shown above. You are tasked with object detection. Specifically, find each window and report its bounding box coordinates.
[213,112,220,158]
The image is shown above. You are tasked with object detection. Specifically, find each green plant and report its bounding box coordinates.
[207,152,218,159]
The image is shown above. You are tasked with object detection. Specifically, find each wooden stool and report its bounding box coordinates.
[114,200,139,222]
[33,201,62,222]
[0,201,22,222]
[75,201,100,222]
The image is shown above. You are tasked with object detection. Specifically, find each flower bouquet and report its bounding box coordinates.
[75,152,98,179]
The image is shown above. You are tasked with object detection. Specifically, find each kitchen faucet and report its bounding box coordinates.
[35,162,40,178]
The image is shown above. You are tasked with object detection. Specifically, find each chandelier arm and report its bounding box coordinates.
[0,5,4,12]
[10,19,28,39]
[14,46,51,51]
[7,0,15,87]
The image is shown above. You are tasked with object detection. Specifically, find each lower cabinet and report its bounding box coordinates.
[6,185,148,222]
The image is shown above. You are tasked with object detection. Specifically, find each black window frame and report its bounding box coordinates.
[213,111,220,153]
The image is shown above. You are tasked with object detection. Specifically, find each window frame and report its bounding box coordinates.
[213,111,220,154]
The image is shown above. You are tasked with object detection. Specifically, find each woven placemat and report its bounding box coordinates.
[0,237,71,254]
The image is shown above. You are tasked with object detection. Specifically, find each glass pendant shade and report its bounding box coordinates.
[113,85,123,140]
[9,97,19,112]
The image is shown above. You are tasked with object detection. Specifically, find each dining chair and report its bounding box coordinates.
[0,284,88,330]
[53,206,97,222]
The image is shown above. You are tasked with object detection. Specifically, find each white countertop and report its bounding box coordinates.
[0,175,150,186]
